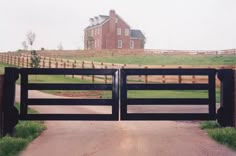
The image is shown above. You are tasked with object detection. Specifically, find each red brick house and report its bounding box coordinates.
[84,10,146,50]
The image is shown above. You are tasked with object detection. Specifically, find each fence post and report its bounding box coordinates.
[49,58,51,68]
[17,57,20,67]
[26,57,29,68]
[14,56,16,66]
[145,66,148,84]
[162,65,165,83]
[92,62,95,83]
[217,69,235,127]
[2,67,19,136]
[72,63,75,78]
[63,62,66,77]
[22,57,24,67]
[105,65,107,84]
[178,66,182,84]
[10,55,12,65]
[81,61,84,80]
[43,60,45,68]
[7,54,9,64]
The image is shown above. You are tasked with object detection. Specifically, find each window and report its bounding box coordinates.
[118,40,122,48]
[125,28,129,36]
[97,28,100,35]
[95,28,97,35]
[115,17,118,23]
[97,39,99,48]
[117,28,121,35]
[130,40,134,49]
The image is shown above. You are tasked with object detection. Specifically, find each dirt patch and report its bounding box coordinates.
[54,91,103,98]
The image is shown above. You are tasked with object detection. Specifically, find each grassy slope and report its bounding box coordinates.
[200,121,236,150]
[69,54,236,65]
[0,103,45,156]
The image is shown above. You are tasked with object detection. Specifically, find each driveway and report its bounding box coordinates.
[14,86,235,156]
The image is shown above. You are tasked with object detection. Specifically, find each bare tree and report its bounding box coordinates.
[26,31,36,49]
[22,41,28,50]
[57,42,63,50]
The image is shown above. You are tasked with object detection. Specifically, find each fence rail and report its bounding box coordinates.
[0,53,235,86]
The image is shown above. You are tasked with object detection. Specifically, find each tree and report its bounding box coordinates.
[57,42,63,50]
[26,31,36,50]
[30,50,40,68]
[22,41,28,50]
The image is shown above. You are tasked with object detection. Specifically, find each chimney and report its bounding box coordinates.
[109,9,116,17]
[109,10,116,49]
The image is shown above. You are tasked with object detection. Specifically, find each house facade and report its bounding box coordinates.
[84,10,146,50]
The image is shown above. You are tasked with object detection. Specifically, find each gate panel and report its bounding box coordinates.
[19,68,119,121]
[120,68,217,120]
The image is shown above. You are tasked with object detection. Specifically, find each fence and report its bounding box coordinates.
[0,53,235,86]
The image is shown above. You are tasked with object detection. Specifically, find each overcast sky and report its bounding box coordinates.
[0,0,236,51]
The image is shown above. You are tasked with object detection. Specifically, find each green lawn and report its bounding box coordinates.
[0,103,45,156]
[66,54,236,65]
[201,121,236,150]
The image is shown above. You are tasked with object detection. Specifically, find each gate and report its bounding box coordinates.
[19,68,119,121]
[1,67,222,136]
[120,68,216,120]
[1,67,119,135]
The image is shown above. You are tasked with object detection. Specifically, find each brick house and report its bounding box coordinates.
[84,10,146,50]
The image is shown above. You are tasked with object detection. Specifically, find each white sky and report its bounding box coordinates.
[0,0,236,51]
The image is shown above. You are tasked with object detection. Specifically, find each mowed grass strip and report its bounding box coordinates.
[0,103,46,156]
[200,121,236,150]
[69,54,236,65]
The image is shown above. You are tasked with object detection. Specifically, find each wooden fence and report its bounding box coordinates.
[0,53,235,86]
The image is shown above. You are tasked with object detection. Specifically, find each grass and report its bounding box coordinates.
[70,54,236,65]
[0,103,46,156]
[200,121,236,150]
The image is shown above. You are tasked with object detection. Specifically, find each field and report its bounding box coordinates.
[66,54,236,65]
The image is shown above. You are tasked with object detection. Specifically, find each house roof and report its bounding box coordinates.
[131,29,145,39]
[85,15,109,29]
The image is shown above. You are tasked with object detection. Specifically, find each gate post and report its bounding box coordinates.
[217,69,234,127]
[233,70,236,127]
[2,67,19,136]
[0,75,4,137]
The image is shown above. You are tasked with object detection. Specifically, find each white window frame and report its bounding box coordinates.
[125,28,129,36]
[115,17,118,23]
[117,28,121,35]
[118,40,122,48]
[97,39,99,48]
[130,40,134,49]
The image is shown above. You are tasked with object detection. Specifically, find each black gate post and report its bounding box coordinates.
[2,67,19,136]
[217,69,234,127]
